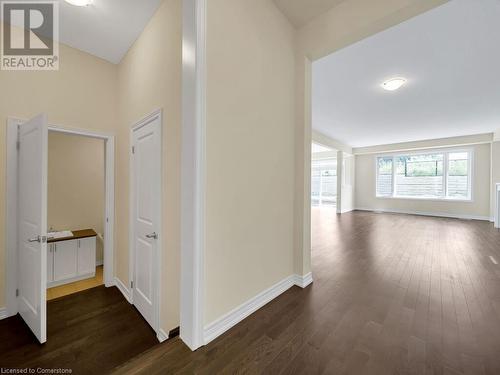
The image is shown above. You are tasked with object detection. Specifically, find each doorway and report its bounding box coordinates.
[5,115,115,343]
[46,130,106,300]
[311,142,337,209]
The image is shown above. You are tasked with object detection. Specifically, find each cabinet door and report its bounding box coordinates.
[78,237,96,275]
[47,244,54,283]
[53,240,78,281]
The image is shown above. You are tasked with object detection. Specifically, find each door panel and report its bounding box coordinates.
[17,114,48,343]
[78,237,96,275]
[53,240,78,281]
[132,116,161,330]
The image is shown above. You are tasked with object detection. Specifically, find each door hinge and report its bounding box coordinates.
[132,146,135,154]
[16,289,19,297]
[131,281,134,289]
[16,140,20,150]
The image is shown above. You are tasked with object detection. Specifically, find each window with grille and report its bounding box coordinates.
[376,149,472,200]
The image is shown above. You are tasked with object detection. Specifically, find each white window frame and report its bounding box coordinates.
[375,147,474,202]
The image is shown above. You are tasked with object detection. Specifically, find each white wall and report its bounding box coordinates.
[355,142,492,219]
[340,153,355,213]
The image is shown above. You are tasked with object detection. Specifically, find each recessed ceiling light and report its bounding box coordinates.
[64,0,93,6]
[381,77,407,91]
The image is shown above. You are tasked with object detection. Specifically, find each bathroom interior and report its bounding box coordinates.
[46,131,105,300]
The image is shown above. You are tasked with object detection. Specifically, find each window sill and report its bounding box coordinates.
[375,195,473,203]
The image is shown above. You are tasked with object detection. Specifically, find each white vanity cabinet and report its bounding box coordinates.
[47,230,97,288]
[53,239,78,282]
[77,237,97,275]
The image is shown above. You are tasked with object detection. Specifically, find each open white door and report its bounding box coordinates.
[131,113,161,331]
[17,114,48,344]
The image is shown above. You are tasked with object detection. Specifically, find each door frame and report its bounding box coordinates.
[5,117,116,318]
[128,109,163,338]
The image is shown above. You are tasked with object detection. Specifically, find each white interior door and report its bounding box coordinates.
[131,115,161,330]
[17,113,48,343]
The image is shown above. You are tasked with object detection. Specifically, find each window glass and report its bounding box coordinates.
[376,157,393,197]
[448,152,469,199]
[395,154,444,198]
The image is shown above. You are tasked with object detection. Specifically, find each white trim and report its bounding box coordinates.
[95,259,104,267]
[157,329,169,343]
[129,108,163,340]
[181,0,207,351]
[495,183,500,228]
[293,273,313,288]
[6,119,19,318]
[6,117,116,318]
[204,275,296,345]
[47,273,96,288]
[0,307,7,320]
[355,207,491,221]
[113,277,132,303]
[354,140,492,156]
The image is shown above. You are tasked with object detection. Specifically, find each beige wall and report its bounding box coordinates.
[204,0,296,325]
[0,42,118,308]
[0,0,182,334]
[355,143,492,219]
[117,0,182,332]
[48,132,105,262]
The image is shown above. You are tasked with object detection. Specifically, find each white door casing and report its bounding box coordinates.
[131,111,162,331]
[17,113,48,343]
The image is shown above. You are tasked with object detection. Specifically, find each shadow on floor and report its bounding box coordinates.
[0,285,159,374]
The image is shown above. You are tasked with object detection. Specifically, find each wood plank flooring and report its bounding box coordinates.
[113,209,500,375]
[0,285,158,374]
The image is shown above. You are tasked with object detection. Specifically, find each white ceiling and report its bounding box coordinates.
[273,0,346,28]
[58,0,161,64]
[312,0,500,148]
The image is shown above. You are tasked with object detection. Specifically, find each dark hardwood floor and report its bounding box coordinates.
[0,285,158,374]
[113,209,500,375]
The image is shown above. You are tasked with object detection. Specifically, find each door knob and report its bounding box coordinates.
[146,232,158,240]
[28,235,47,243]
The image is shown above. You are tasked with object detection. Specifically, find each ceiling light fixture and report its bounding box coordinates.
[64,0,93,6]
[381,77,407,91]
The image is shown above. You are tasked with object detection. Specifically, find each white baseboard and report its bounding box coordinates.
[293,272,313,288]
[203,273,313,345]
[157,328,169,343]
[355,207,491,221]
[96,259,104,267]
[0,307,7,320]
[113,277,132,303]
[47,272,96,288]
